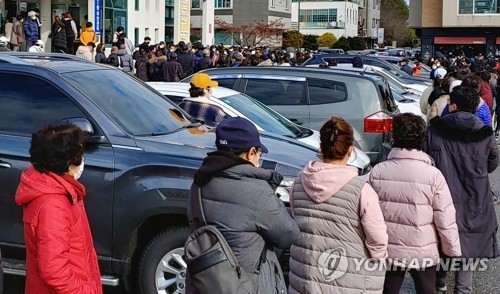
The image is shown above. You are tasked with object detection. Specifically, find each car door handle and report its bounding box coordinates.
[288,118,303,125]
[0,160,12,169]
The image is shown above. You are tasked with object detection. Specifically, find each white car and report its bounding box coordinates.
[147,82,371,170]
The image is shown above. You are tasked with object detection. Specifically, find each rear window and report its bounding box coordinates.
[214,78,236,89]
[308,79,347,105]
[376,78,398,113]
[244,79,306,106]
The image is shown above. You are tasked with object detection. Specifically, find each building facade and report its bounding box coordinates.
[0,0,164,51]
[190,0,292,46]
[291,0,359,38]
[357,0,380,46]
[409,0,500,58]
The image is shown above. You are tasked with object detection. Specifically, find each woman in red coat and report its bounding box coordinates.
[15,123,102,294]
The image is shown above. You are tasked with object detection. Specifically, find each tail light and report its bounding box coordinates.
[364,112,393,133]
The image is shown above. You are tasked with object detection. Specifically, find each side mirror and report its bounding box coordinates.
[64,118,108,145]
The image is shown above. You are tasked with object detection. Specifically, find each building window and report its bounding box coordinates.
[271,0,276,8]
[215,0,232,8]
[135,0,139,11]
[135,27,139,45]
[286,0,289,9]
[192,0,201,9]
[105,0,128,44]
[145,28,150,39]
[459,0,500,14]
[299,9,338,28]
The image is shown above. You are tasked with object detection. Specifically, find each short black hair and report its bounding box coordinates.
[87,42,96,48]
[144,37,151,41]
[86,21,93,28]
[449,85,480,113]
[117,26,124,32]
[392,113,427,152]
[30,123,86,175]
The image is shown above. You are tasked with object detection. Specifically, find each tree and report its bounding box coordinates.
[380,0,415,46]
[332,37,351,52]
[348,37,367,50]
[215,18,286,47]
[316,32,337,48]
[282,30,304,49]
[303,34,319,50]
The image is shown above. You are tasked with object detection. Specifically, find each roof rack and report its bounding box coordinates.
[0,52,91,63]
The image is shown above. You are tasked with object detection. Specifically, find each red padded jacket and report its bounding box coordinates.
[15,166,102,294]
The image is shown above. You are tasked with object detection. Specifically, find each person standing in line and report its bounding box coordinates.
[135,48,150,81]
[428,86,499,294]
[75,41,95,61]
[400,58,413,76]
[289,117,388,294]
[95,43,107,63]
[80,15,88,35]
[23,11,39,50]
[162,52,184,82]
[370,113,461,294]
[187,117,300,294]
[79,22,97,46]
[4,18,13,45]
[178,44,195,78]
[107,46,120,67]
[49,15,67,53]
[63,12,78,54]
[10,15,24,52]
[117,44,134,74]
[147,50,168,81]
[15,123,102,294]
[196,49,212,72]
[180,73,227,127]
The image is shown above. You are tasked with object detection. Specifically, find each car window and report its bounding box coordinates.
[164,95,185,105]
[244,79,306,105]
[63,70,189,136]
[219,93,302,138]
[308,79,347,105]
[214,78,236,89]
[0,73,86,135]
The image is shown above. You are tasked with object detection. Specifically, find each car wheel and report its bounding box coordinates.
[137,226,190,294]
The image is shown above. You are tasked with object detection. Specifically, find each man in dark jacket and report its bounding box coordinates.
[187,117,300,293]
[162,53,184,82]
[428,85,499,294]
[23,11,39,49]
[178,45,195,78]
[400,58,413,76]
[196,49,212,71]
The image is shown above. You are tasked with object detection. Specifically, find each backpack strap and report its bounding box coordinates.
[190,184,207,229]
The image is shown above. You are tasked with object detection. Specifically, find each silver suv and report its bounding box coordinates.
[185,67,399,163]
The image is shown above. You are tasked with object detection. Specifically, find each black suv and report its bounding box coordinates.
[0,54,319,293]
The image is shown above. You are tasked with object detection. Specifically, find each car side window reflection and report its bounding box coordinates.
[0,73,86,135]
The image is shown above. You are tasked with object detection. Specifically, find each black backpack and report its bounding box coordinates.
[184,185,266,294]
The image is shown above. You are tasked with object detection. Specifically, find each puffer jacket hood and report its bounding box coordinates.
[117,48,128,56]
[149,55,167,64]
[300,161,358,203]
[435,111,486,136]
[15,166,85,206]
[76,45,90,55]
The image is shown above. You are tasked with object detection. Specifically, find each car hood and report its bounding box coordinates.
[134,128,317,176]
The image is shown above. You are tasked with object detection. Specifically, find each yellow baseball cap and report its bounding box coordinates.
[190,73,218,89]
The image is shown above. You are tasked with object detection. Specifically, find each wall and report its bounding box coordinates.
[291,1,358,38]
[421,0,442,27]
[442,0,500,27]
[408,0,422,28]
[365,0,380,39]
[127,0,165,44]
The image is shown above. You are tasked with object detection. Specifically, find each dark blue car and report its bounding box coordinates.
[0,55,323,293]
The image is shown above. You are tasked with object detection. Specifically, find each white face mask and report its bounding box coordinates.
[160,45,165,49]
[432,65,437,69]
[70,158,85,180]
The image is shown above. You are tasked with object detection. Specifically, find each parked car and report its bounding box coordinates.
[0,54,322,294]
[147,82,371,168]
[306,64,425,119]
[186,67,399,163]
[303,53,431,85]
[317,47,345,54]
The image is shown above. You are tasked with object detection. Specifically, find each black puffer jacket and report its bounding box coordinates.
[148,56,168,81]
[50,21,67,50]
[178,51,195,78]
[428,112,499,259]
[187,151,300,294]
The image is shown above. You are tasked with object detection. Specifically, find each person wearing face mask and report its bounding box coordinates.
[179,73,227,127]
[23,11,39,49]
[15,123,102,294]
[186,117,299,294]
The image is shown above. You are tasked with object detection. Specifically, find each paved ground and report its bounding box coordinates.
[4,166,500,294]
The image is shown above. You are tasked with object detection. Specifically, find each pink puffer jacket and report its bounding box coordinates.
[369,148,461,269]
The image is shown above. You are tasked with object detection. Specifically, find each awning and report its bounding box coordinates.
[434,37,486,45]
[497,37,500,44]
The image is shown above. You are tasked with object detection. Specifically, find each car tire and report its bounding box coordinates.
[137,226,190,294]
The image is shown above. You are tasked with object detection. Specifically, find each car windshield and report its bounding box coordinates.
[218,94,303,138]
[63,70,190,136]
